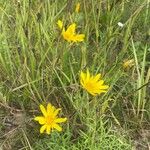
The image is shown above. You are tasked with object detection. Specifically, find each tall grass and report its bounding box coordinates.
[0,0,150,149]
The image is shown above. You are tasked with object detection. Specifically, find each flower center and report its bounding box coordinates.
[46,116,54,125]
[86,82,94,90]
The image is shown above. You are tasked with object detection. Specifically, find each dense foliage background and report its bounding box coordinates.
[0,0,149,149]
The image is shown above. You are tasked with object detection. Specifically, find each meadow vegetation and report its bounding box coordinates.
[0,0,150,149]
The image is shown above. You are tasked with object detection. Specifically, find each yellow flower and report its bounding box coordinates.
[80,69,109,96]
[34,103,67,134]
[57,20,85,42]
[123,59,135,70]
[57,20,63,29]
[75,2,80,13]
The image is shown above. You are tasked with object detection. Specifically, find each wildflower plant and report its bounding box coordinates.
[34,103,67,135]
[57,20,85,42]
[80,69,109,96]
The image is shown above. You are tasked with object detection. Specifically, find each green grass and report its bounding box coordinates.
[0,0,150,149]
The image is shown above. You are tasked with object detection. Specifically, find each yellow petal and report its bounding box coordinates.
[99,90,108,93]
[40,125,47,133]
[100,85,109,90]
[53,108,61,117]
[55,118,67,123]
[62,31,73,42]
[91,93,97,96]
[53,124,62,132]
[86,69,90,81]
[65,23,76,35]
[88,91,96,96]
[34,116,46,124]
[47,103,52,112]
[89,85,108,95]
[93,73,101,82]
[57,20,63,29]
[73,34,85,42]
[47,103,55,114]
[97,80,104,85]
[80,71,86,87]
[40,104,47,117]
[80,71,85,79]
[46,125,51,134]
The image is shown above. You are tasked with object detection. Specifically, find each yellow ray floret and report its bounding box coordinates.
[80,69,109,96]
[57,20,63,29]
[75,2,80,13]
[57,20,85,42]
[34,103,67,135]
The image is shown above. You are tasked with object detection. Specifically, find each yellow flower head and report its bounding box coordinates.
[57,20,63,29]
[123,59,135,70]
[34,103,67,134]
[75,2,80,13]
[80,69,109,96]
[57,20,85,42]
